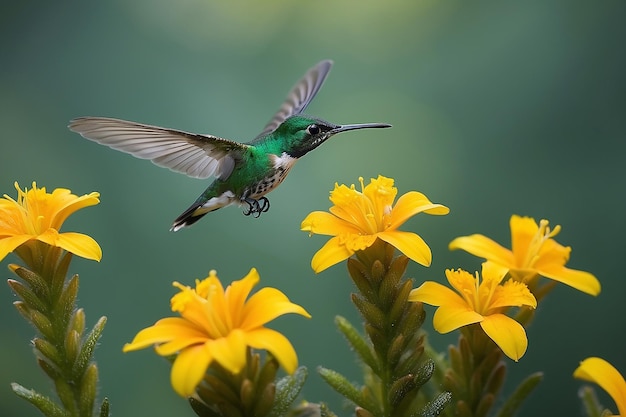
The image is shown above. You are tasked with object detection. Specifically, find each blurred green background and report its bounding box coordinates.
[1,1,625,416]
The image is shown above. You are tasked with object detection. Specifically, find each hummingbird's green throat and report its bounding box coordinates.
[69,60,391,231]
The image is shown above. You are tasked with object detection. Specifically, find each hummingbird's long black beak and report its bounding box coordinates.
[332,123,392,134]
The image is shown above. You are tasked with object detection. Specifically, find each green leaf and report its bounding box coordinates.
[11,382,68,417]
[79,364,98,416]
[10,265,50,301]
[73,316,107,378]
[269,366,308,417]
[335,316,379,373]
[415,391,451,417]
[494,372,543,417]
[189,397,221,417]
[317,367,378,413]
[351,294,385,329]
[7,279,48,312]
[55,275,79,329]
[99,397,110,417]
[576,386,605,417]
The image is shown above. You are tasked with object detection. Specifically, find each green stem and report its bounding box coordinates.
[340,239,446,417]
[8,245,107,417]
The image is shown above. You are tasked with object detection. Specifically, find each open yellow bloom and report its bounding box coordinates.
[123,268,311,397]
[575,357,626,416]
[301,175,449,273]
[0,181,101,262]
[449,215,600,296]
[409,263,536,361]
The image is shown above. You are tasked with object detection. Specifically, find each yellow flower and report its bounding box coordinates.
[408,263,537,361]
[0,181,101,262]
[123,268,311,397]
[574,357,626,416]
[449,215,600,296]
[301,175,449,273]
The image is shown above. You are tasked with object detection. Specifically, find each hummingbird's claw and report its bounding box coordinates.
[242,197,270,218]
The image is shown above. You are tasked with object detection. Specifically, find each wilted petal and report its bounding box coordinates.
[171,344,212,397]
[433,306,483,333]
[245,327,299,374]
[574,357,626,416]
[450,234,515,266]
[377,230,432,266]
[480,314,528,361]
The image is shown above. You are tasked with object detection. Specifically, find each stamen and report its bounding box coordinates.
[521,219,561,269]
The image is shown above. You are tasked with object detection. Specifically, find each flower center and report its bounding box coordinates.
[520,219,561,269]
[357,177,392,234]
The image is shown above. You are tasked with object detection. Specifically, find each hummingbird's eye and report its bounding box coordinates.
[307,124,320,135]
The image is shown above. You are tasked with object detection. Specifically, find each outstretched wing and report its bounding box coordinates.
[253,60,333,140]
[69,117,248,179]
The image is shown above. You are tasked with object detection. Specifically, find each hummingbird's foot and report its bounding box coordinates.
[242,197,270,218]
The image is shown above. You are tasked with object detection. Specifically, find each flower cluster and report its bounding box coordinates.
[2,175,610,417]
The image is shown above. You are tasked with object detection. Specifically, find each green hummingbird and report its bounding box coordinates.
[69,60,391,231]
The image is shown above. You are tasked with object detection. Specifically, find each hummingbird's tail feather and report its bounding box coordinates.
[170,189,236,231]
[170,204,210,232]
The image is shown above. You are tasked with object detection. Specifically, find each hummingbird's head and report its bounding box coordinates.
[278,115,392,158]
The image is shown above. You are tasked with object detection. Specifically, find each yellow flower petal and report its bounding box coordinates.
[537,265,601,296]
[52,191,100,230]
[301,211,362,236]
[509,215,539,264]
[0,182,100,262]
[377,230,432,266]
[574,357,626,416]
[449,234,515,266]
[242,287,311,330]
[245,327,299,374]
[409,281,467,308]
[433,306,483,333]
[413,264,532,360]
[207,329,247,374]
[479,313,528,361]
[171,344,212,397]
[37,230,102,262]
[0,235,30,262]
[302,176,448,272]
[124,269,309,396]
[225,268,259,324]
[310,236,354,273]
[122,317,198,352]
[490,280,537,310]
[388,191,449,230]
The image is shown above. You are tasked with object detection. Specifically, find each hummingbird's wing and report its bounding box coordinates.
[253,60,333,140]
[69,117,247,180]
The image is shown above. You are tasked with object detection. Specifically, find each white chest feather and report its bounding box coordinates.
[249,153,298,198]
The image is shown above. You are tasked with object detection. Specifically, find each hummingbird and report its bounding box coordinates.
[69,60,391,231]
